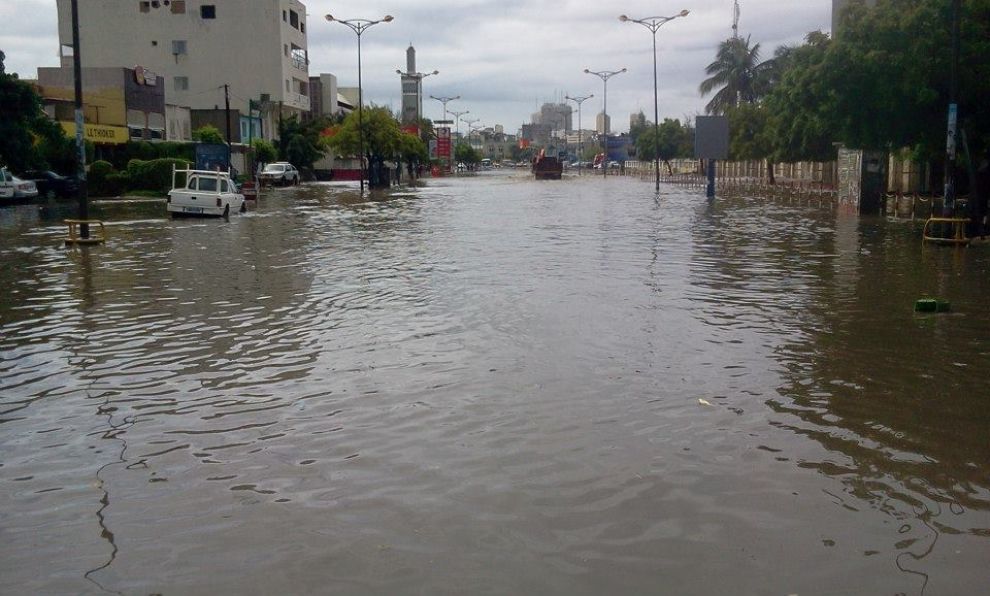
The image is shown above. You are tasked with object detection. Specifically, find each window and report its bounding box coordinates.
[200,5,215,19]
[174,76,189,91]
[284,44,288,57]
[172,40,187,55]
[140,2,150,13]
[171,0,185,13]
[220,180,230,193]
[285,79,290,92]
[289,10,298,29]
[300,21,305,33]
[282,10,287,22]
[290,46,307,70]
[197,177,217,192]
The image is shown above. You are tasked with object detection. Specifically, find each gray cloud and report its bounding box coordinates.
[1,0,832,133]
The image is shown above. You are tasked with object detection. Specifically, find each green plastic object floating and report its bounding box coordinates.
[915,298,951,313]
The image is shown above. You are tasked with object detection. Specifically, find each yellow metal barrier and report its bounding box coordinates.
[64,219,107,245]
[922,217,970,246]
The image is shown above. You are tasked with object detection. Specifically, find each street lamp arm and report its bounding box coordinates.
[618,10,689,32]
[325,14,395,35]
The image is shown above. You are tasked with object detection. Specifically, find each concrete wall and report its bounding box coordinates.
[191,109,243,143]
[167,104,192,141]
[56,0,310,118]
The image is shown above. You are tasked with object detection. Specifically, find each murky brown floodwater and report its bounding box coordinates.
[1,172,988,595]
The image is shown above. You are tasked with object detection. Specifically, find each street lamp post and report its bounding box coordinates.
[449,109,470,140]
[326,13,394,194]
[468,123,484,154]
[620,10,689,194]
[584,68,626,179]
[462,118,480,154]
[565,94,593,176]
[429,95,460,123]
[431,96,460,172]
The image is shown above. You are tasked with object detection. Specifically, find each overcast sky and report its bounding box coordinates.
[1,0,832,134]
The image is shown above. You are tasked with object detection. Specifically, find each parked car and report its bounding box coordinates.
[0,167,39,201]
[21,170,78,199]
[258,162,300,186]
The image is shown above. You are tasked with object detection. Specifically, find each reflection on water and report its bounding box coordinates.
[1,176,988,594]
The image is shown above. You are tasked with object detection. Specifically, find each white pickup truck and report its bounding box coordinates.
[166,168,245,217]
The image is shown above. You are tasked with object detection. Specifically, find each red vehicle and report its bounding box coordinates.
[532,149,563,180]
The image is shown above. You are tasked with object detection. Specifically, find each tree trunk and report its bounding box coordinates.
[767,159,776,185]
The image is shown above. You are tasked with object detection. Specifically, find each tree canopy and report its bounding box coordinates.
[635,119,693,163]
[323,106,429,185]
[698,36,776,115]
[705,0,990,166]
[0,53,75,173]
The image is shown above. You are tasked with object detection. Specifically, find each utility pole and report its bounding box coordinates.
[224,84,232,170]
[70,0,89,238]
[942,0,960,217]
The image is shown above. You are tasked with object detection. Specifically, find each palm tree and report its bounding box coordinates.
[699,36,774,114]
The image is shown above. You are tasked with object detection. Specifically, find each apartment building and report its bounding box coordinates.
[55,0,310,140]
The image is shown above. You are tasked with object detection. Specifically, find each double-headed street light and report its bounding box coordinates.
[326,13,394,194]
[565,94,593,175]
[584,68,626,179]
[620,10,689,193]
[449,109,470,139]
[430,95,460,123]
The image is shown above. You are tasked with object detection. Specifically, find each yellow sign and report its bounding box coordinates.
[60,122,130,145]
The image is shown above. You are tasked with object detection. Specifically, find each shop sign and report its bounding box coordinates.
[60,122,129,145]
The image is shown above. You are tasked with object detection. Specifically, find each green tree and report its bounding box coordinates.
[761,32,835,163]
[0,52,75,173]
[251,138,278,164]
[699,35,776,114]
[324,106,404,188]
[636,119,692,172]
[278,114,330,172]
[192,125,225,144]
[454,143,481,166]
[398,132,428,176]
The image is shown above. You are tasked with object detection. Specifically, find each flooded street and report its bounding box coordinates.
[2,172,989,594]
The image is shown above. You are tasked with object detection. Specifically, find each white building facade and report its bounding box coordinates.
[55,0,310,131]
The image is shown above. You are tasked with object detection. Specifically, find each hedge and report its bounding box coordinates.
[125,158,192,193]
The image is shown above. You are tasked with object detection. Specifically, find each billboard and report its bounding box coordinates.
[437,127,451,162]
[694,116,729,160]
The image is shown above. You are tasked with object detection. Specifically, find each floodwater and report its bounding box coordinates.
[1,172,988,595]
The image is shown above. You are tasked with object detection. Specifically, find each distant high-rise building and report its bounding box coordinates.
[596,112,611,135]
[535,103,573,133]
[832,0,877,34]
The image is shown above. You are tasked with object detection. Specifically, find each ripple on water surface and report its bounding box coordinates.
[1,176,989,594]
